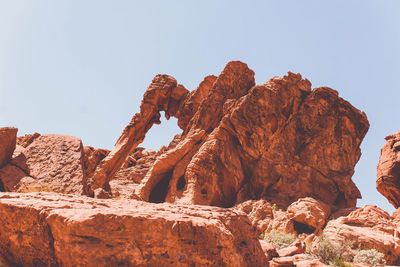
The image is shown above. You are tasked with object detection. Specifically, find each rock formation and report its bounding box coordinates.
[0,192,266,266]
[233,197,331,237]
[0,61,382,266]
[85,61,368,210]
[0,62,369,210]
[377,131,400,208]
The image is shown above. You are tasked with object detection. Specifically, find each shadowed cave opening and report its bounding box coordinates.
[293,220,315,235]
[0,179,4,192]
[149,170,173,203]
[176,175,186,190]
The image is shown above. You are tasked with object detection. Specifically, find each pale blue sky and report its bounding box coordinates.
[1,1,399,212]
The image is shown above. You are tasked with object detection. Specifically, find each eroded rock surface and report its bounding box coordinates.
[235,197,331,237]
[16,132,40,148]
[0,192,267,267]
[89,61,368,210]
[0,134,88,195]
[377,131,400,208]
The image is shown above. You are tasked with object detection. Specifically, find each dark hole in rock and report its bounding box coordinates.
[176,176,186,190]
[240,241,248,247]
[293,220,315,235]
[149,170,173,203]
[201,189,207,195]
[0,179,4,192]
[333,191,346,207]
[220,186,237,208]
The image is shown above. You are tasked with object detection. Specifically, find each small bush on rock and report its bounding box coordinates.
[311,234,341,263]
[353,249,386,266]
[307,234,352,266]
[262,230,296,249]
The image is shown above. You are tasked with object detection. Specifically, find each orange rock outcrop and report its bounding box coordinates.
[377,131,400,208]
[88,61,368,210]
[0,192,266,266]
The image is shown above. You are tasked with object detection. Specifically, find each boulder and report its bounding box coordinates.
[233,199,274,235]
[0,192,267,266]
[90,61,368,210]
[286,197,331,235]
[259,240,278,261]
[3,134,88,195]
[248,198,330,236]
[324,205,400,265]
[0,127,18,168]
[0,164,29,192]
[277,239,304,257]
[377,131,400,208]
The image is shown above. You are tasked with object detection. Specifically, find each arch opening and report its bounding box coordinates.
[140,112,182,151]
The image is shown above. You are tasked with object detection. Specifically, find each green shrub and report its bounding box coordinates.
[353,249,386,266]
[262,230,296,249]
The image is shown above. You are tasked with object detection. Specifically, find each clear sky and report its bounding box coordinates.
[1,1,399,213]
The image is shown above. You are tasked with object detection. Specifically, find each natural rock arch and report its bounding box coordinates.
[90,61,369,210]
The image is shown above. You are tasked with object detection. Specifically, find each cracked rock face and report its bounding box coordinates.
[90,61,368,209]
[0,134,88,195]
[377,131,400,208]
[0,192,267,267]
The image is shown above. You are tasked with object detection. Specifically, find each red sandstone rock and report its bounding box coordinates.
[295,258,328,267]
[16,132,40,148]
[324,205,400,265]
[94,61,368,211]
[88,75,189,194]
[269,254,322,267]
[277,239,304,257]
[233,199,274,235]
[0,192,267,266]
[377,131,400,208]
[0,164,29,192]
[255,198,330,236]
[286,197,331,234]
[0,127,17,168]
[1,134,88,195]
[83,146,110,178]
[259,240,278,261]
